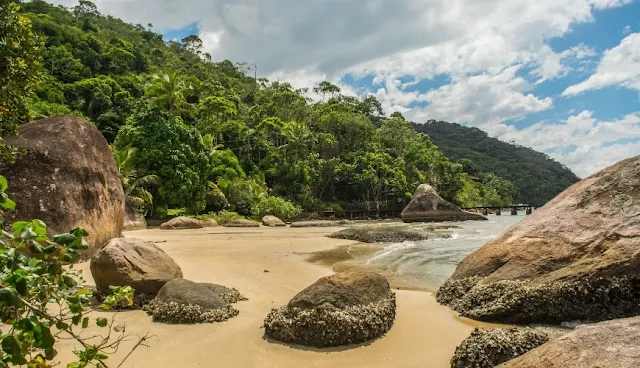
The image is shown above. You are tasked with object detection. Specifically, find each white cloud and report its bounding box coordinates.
[562,33,640,96]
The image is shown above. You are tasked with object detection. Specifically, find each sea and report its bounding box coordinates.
[309,213,525,292]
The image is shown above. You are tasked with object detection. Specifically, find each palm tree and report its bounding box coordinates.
[145,71,192,116]
[112,146,160,210]
[280,121,317,163]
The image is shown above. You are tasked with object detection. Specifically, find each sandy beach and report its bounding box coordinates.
[58,226,497,368]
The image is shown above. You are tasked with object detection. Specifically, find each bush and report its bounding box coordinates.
[197,210,244,225]
[251,196,302,220]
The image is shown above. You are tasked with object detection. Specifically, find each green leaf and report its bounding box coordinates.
[44,346,57,360]
[0,287,22,307]
[82,317,89,329]
[2,335,27,365]
[0,176,7,192]
[53,233,76,245]
[72,314,82,326]
[0,196,15,210]
[20,227,37,240]
[96,317,108,327]
[31,219,47,236]
[40,325,55,348]
[28,241,44,254]
[95,353,108,360]
[11,221,30,234]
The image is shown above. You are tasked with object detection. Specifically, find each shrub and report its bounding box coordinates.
[251,196,302,220]
[0,175,143,366]
[197,210,244,225]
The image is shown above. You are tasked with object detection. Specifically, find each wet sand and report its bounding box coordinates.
[59,226,498,368]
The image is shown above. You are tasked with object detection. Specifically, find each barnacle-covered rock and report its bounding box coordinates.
[451,327,548,368]
[438,156,640,324]
[223,219,260,227]
[144,279,247,324]
[503,317,640,367]
[263,272,396,347]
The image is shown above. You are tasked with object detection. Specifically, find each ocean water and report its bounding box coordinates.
[317,214,526,291]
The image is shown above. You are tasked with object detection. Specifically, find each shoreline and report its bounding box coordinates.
[63,226,499,367]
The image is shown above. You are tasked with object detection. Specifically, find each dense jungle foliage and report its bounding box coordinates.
[415,121,580,205]
[2,0,575,218]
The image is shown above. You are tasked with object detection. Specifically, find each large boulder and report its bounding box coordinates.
[503,318,640,368]
[262,215,286,227]
[263,272,396,347]
[451,328,548,368]
[159,216,203,230]
[437,156,640,324]
[123,198,146,231]
[0,115,125,257]
[143,279,246,323]
[90,238,183,296]
[200,218,218,227]
[401,184,487,222]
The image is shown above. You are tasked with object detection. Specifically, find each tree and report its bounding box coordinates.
[0,176,146,367]
[313,81,340,101]
[0,0,43,158]
[145,71,192,116]
[113,145,160,210]
[115,103,211,215]
[181,34,203,53]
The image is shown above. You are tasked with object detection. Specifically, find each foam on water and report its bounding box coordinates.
[362,214,525,289]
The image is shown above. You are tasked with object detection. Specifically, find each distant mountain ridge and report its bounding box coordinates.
[414,120,580,205]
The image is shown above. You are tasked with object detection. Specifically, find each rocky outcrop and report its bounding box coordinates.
[437,156,640,324]
[328,225,451,243]
[503,318,640,368]
[159,216,203,230]
[123,198,146,231]
[223,219,260,227]
[264,272,396,347]
[291,220,337,227]
[90,238,183,296]
[451,328,548,368]
[200,218,218,227]
[143,279,246,323]
[0,115,125,257]
[262,215,286,227]
[401,184,487,223]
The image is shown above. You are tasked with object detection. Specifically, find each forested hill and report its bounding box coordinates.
[414,121,580,205]
[2,0,570,219]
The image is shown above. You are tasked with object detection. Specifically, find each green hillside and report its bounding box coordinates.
[414,120,580,205]
[1,0,571,218]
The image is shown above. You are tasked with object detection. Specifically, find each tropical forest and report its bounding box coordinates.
[2,0,579,221]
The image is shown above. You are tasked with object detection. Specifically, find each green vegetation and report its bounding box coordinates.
[3,0,574,217]
[415,121,580,205]
[0,175,141,367]
[197,210,245,225]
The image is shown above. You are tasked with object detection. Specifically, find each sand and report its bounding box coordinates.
[57,226,498,368]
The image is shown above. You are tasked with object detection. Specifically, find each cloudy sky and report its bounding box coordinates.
[55,0,640,177]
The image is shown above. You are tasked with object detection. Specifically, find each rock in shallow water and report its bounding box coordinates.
[437,156,640,324]
[451,327,548,368]
[328,225,451,243]
[263,272,396,347]
[401,184,487,223]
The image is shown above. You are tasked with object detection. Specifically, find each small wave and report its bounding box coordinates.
[366,241,419,264]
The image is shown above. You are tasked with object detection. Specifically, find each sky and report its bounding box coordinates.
[54,0,640,178]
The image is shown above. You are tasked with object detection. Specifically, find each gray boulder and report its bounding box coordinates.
[123,198,146,231]
[264,272,396,347]
[90,238,183,296]
[159,216,203,230]
[401,184,487,222]
[262,215,286,227]
[144,279,246,324]
[224,219,260,227]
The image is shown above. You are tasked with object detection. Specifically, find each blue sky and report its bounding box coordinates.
[56,0,640,177]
